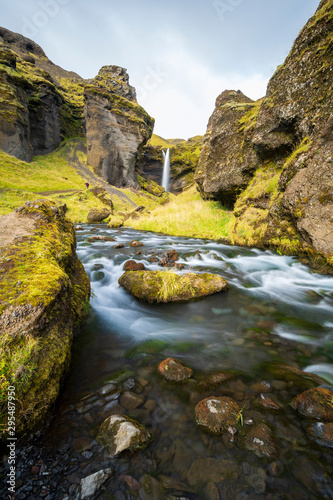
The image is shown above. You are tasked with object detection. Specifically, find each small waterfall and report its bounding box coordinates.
[162,148,170,192]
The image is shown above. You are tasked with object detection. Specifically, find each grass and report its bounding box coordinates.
[125,185,234,240]
[147,134,177,149]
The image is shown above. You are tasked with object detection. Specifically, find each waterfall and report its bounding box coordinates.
[162,148,170,192]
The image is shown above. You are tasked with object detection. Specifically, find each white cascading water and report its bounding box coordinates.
[162,148,170,192]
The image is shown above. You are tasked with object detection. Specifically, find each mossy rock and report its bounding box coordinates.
[118,270,229,303]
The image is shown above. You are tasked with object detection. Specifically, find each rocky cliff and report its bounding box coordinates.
[140,135,204,193]
[0,200,90,435]
[0,27,154,190]
[196,0,333,272]
[84,66,154,188]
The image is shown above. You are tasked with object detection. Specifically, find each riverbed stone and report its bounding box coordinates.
[254,394,281,411]
[79,468,113,499]
[97,415,151,456]
[306,422,333,448]
[197,371,235,391]
[123,260,146,271]
[241,421,279,459]
[120,391,145,410]
[130,240,144,247]
[291,387,333,421]
[292,458,333,498]
[195,396,239,435]
[267,363,327,388]
[187,457,239,486]
[118,270,229,303]
[158,358,193,382]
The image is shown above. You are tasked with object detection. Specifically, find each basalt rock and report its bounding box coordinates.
[195,1,333,272]
[84,66,154,188]
[0,200,90,436]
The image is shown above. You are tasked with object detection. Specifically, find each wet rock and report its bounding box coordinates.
[120,391,145,410]
[306,422,333,448]
[187,457,239,486]
[97,415,151,456]
[159,249,180,267]
[268,461,284,477]
[241,421,279,459]
[148,255,159,263]
[203,481,220,500]
[250,381,271,394]
[197,371,235,390]
[87,235,115,242]
[118,270,229,303]
[267,363,327,388]
[123,260,146,271]
[293,458,333,499]
[254,394,281,411]
[158,358,193,382]
[291,387,333,421]
[130,240,144,247]
[245,468,267,494]
[79,468,113,499]
[159,475,196,495]
[87,209,111,223]
[114,244,124,249]
[139,474,164,500]
[72,437,92,453]
[195,396,239,435]
[120,474,141,491]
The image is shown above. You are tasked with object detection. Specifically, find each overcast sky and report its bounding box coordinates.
[2,0,319,139]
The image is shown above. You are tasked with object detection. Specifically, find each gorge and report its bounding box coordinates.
[0,0,333,499]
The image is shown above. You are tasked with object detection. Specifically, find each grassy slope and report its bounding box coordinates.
[0,139,170,223]
[126,185,235,240]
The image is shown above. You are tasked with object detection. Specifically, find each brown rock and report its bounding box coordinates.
[254,394,281,411]
[291,387,333,421]
[130,240,144,247]
[88,235,115,242]
[306,422,333,448]
[187,457,238,486]
[114,244,124,249]
[158,358,193,382]
[87,209,111,223]
[195,396,239,434]
[241,421,279,459]
[120,392,145,411]
[123,260,145,271]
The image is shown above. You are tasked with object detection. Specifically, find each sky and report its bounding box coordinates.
[1,0,320,139]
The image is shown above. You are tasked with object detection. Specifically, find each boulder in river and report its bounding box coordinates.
[291,387,333,421]
[118,270,229,303]
[158,358,193,382]
[97,414,151,456]
[87,208,111,223]
[195,396,240,435]
[123,260,146,271]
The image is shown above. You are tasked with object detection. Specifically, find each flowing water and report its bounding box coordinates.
[162,149,170,192]
[9,226,333,499]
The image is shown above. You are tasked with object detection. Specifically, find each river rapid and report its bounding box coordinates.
[5,225,333,499]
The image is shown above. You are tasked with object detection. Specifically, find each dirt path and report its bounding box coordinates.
[63,139,137,207]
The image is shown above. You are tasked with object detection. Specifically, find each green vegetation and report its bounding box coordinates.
[148,134,177,149]
[126,185,234,240]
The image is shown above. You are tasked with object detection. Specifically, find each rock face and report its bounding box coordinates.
[0,200,90,435]
[195,0,333,272]
[97,414,151,456]
[84,66,154,188]
[195,90,258,208]
[140,135,204,194]
[0,28,84,162]
[118,271,229,303]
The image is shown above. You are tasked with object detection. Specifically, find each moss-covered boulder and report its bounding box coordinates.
[291,387,333,421]
[240,421,279,459]
[118,270,229,303]
[0,200,90,436]
[97,414,151,456]
[87,208,111,223]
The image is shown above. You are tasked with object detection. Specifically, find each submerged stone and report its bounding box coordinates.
[158,358,193,382]
[291,387,333,421]
[241,421,279,459]
[79,468,113,500]
[187,457,239,486]
[306,422,333,448]
[195,396,239,435]
[97,414,151,456]
[118,270,229,303]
